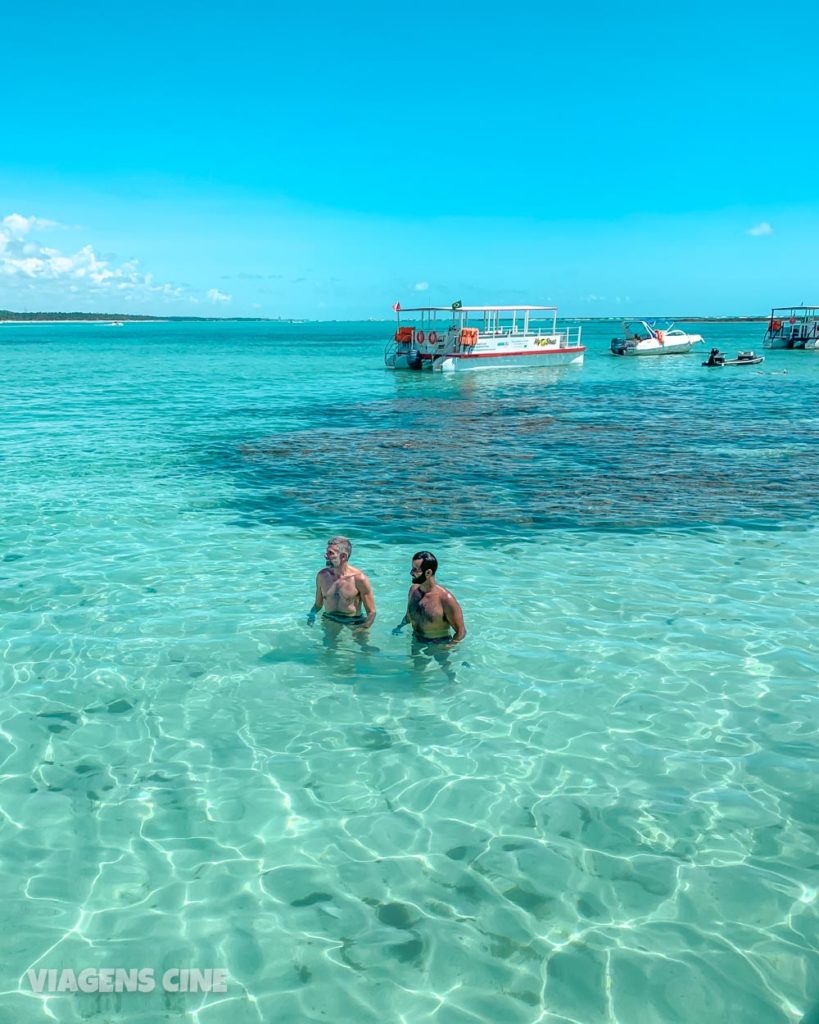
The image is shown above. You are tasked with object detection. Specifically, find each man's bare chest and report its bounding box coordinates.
[323,575,358,598]
[410,592,442,620]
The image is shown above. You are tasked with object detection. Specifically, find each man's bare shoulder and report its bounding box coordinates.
[439,587,462,606]
[317,567,334,582]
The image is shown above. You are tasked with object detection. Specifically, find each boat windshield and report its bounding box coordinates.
[623,320,675,339]
[623,321,654,340]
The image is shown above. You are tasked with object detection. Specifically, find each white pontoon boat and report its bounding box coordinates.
[384,303,585,372]
[763,306,819,349]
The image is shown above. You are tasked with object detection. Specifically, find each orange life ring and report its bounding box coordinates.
[428,330,439,344]
[769,319,782,332]
[789,317,797,325]
[416,330,425,343]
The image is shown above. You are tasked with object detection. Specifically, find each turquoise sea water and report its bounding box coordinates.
[1,319,817,1023]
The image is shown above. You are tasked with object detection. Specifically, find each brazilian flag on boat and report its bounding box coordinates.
[452,300,462,309]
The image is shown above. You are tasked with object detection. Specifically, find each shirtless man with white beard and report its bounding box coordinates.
[308,536,376,633]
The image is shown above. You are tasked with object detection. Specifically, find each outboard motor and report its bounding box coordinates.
[611,338,633,355]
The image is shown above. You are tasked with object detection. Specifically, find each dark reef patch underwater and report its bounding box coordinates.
[216,384,819,539]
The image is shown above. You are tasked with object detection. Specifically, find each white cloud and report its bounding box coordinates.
[0,211,185,303]
[413,281,429,291]
[207,288,232,304]
[1,213,63,237]
[748,221,773,236]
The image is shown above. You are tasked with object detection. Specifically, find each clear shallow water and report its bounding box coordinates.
[1,320,817,1023]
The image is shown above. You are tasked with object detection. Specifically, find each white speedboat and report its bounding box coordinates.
[763,306,819,349]
[384,303,585,372]
[610,320,704,356]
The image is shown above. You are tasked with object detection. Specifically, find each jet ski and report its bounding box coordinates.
[703,349,764,367]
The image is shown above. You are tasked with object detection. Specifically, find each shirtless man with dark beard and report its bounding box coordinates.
[393,551,466,646]
[308,536,376,633]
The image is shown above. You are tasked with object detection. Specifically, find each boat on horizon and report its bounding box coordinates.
[384,303,585,372]
[763,306,819,349]
[610,320,704,356]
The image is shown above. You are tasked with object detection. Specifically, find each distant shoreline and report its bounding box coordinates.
[0,318,168,324]
[572,316,769,323]
[0,314,769,324]
[0,316,308,324]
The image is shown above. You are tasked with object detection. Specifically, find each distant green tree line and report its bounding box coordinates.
[0,310,162,321]
[0,311,274,322]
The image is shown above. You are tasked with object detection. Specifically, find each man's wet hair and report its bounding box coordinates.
[329,536,352,558]
[412,551,438,575]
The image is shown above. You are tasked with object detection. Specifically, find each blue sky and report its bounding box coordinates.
[2,0,817,317]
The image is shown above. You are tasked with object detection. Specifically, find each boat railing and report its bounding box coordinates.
[387,320,584,357]
[529,325,582,348]
[472,324,583,347]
